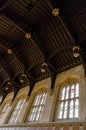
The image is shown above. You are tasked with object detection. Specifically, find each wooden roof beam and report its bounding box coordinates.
[0,13,28,34]
[0,0,11,11]
[47,44,74,60]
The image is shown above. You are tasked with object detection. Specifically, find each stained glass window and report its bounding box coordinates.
[27,90,47,122]
[55,81,79,120]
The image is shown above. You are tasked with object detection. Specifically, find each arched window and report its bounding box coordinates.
[0,101,10,123]
[55,81,79,120]
[27,90,47,122]
[8,95,26,123]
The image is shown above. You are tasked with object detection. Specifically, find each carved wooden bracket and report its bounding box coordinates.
[0,88,7,104]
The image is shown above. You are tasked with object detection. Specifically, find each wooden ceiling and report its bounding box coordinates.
[0,0,86,101]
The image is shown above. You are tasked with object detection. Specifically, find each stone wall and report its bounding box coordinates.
[0,65,86,124]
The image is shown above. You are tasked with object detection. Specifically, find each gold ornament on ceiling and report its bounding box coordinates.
[20,79,24,83]
[52,8,59,16]
[25,33,31,39]
[73,46,80,58]
[7,49,12,54]
[41,63,48,73]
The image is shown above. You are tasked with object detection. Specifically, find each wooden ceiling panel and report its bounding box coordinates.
[0,0,85,95]
[14,38,44,71]
[0,16,25,41]
[58,0,86,43]
[8,0,39,17]
[70,13,86,42]
[36,16,74,60]
[0,67,10,85]
[0,54,24,79]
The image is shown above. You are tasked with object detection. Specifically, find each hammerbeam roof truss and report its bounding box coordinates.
[0,0,86,98]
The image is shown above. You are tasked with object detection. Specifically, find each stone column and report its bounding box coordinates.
[79,77,86,120]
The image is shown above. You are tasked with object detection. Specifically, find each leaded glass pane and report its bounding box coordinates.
[75,83,79,97]
[27,91,47,122]
[8,97,25,123]
[56,81,79,120]
[61,88,65,100]
[75,99,79,118]
[70,85,75,98]
[65,86,69,99]
[69,100,74,118]
[63,101,68,118]
[58,102,64,119]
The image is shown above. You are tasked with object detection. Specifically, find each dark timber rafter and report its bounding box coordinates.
[0,11,30,34]
[28,80,35,96]
[11,81,19,101]
[0,14,26,34]
[39,0,60,90]
[25,72,35,96]
[31,34,57,90]
[0,34,15,43]
[0,44,23,101]
[47,44,74,61]
[0,88,7,104]
[0,0,11,11]
[46,62,57,89]
[0,0,85,95]
[54,0,85,76]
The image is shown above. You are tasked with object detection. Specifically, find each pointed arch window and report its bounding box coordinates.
[8,96,26,123]
[0,101,10,123]
[27,90,47,122]
[55,81,79,120]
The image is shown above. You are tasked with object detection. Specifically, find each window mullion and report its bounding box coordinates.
[62,86,66,119]
[35,94,42,121]
[57,81,79,120]
[28,91,47,122]
[33,94,40,121]
[73,84,76,118]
